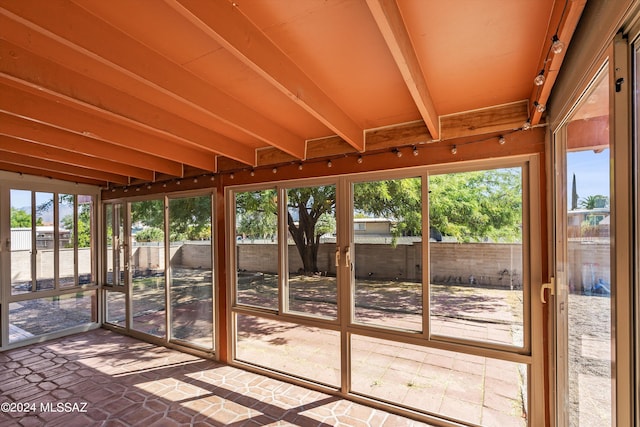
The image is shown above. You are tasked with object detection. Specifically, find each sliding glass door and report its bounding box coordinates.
[554,66,613,426]
[103,192,215,352]
[232,182,341,387]
[229,161,542,425]
[168,194,214,350]
[553,33,634,424]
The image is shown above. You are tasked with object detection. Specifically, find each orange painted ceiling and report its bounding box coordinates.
[0,0,583,186]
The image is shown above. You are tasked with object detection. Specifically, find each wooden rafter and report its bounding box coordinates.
[0,113,183,177]
[0,77,216,172]
[0,151,129,184]
[0,2,302,162]
[0,162,105,186]
[0,39,255,166]
[366,0,439,140]
[170,0,365,153]
[0,136,154,181]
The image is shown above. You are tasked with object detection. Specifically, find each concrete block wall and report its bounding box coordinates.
[11,248,92,283]
[353,243,422,281]
[9,240,613,293]
[429,243,523,288]
[174,243,211,268]
[234,242,523,288]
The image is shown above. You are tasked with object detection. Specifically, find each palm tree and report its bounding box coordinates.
[579,195,609,209]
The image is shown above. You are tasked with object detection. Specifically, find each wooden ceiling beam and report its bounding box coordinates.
[0,151,129,184]
[0,2,303,160]
[366,0,439,140]
[0,113,182,177]
[440,101,529,140]
[0,135,154,181]
[0,40,256,166]
[0,76,216,172]
[170,0,365,153]
[366,121,430,151]
[0,162,104,186]
[256,112,520,166]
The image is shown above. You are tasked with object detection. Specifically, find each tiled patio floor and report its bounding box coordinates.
[0,329,436,427]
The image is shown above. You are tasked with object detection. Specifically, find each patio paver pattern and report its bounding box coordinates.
[0,329,437,427]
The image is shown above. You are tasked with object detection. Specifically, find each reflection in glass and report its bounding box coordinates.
[130,199,166,338]
[286,185,337,319]
[169,195,213,349]
[235,190,278,310]
[429,168,524,347]
[352,178,422,331]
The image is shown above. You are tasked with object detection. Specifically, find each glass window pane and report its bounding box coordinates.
[235,313,340,387]
[351,334,527,426]
[11,189,32,295]
[429,168,524,347]
[34,192,55,292]
[235,190,278,310]
[105,290,126,327]
[131,199,166,338]
[169,195,213,349]
[9,291,97,343]
[59,194,75,287]
[104,204,114,285]
[77,195,93,285]
[352,178,422,331]
[117,204,125,287]
[286,185,337,319]
[565,68,611,426]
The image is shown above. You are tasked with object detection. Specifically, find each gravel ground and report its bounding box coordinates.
[567,293,612,427]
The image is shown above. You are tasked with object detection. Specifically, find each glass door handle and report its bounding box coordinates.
[335,249,340,267]
[344,247,351,268]
[541,277,555,304]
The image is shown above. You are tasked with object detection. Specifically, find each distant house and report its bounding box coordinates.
[353,218,393,235]
[567,208,610,237]
[11,227,72,250]
[353,218,442,242]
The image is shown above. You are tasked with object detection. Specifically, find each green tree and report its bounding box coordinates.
[168,196,212,241]
[235,170,522,273]
[354,178,422,244]
[429,169,522,242]
[77,203,92,248]
[130,199,164,228]
[236,190,277,241]
[135,227,164,242]
[10,207,32,228]
[286,186,335,273]
[61,203,92,248]
[131,197,212,242]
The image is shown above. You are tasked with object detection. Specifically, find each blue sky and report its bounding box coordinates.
[567,149,610,201]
